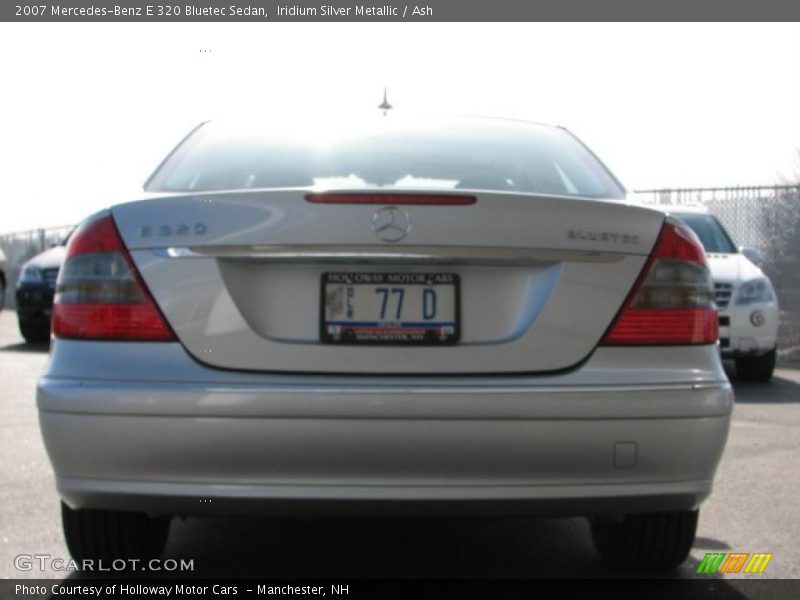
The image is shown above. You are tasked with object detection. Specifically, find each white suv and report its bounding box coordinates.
[672,207,779,381]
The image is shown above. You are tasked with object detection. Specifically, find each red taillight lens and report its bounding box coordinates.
[601,219,718,346]
[52,214,176,341]
[306,193,477,205]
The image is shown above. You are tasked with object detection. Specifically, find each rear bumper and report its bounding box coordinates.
[43,412,730,517]
[38,343,733,518]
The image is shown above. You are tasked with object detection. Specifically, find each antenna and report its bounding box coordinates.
[378,87,392,113]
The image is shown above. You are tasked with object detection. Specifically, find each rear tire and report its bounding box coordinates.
[590,510,698,571]
[61,502,171,563]
[18,318,50,344]
[735,347,776,383]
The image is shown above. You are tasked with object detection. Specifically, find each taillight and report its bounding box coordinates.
[601,219,718,346]
[52,213,176,341]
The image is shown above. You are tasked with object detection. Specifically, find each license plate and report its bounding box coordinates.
[321,272,460,345]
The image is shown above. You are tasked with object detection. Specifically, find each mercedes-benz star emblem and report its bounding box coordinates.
[371,206,411,242]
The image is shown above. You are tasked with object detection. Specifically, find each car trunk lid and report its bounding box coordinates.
[112,189,665,374]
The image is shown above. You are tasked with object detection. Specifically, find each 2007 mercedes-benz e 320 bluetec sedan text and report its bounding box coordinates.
[38,114,732,570]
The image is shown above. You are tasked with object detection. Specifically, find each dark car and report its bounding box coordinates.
[16,244,67,343]
[0,248,6,310]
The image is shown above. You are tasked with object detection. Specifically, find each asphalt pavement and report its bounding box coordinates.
[1,308,798,583]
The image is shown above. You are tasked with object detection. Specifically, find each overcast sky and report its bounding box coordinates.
[1,22,799,233]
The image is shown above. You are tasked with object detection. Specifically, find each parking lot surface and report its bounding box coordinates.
[1,309,798,581]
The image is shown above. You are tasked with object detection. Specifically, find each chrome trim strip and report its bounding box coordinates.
[153,245,627,265]
[42,379,730,395]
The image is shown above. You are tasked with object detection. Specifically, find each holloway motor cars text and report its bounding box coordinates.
[16,583,344,596]
[14,3,434,18]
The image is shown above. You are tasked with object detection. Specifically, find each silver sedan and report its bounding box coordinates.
[38,113,732,571]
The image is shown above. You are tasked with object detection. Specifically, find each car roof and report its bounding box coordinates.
[205,111,564,140]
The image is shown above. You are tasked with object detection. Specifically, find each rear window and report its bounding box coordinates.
[146,116,625,199]
[674,213,738,254]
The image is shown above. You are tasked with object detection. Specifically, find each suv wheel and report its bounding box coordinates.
[61,502,171,562]
[590,510,698,571]
[735,347,777,383]
[18,318,50,344]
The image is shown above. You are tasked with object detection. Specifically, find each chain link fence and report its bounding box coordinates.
[635,185,800,359]
[0,225,74,310]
